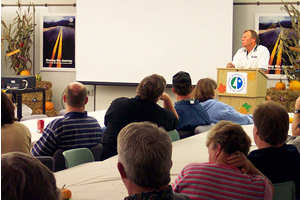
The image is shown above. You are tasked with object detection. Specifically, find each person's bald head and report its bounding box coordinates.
[64,82,88,108]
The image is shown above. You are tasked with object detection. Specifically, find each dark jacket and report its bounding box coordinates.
[101,96,178,160]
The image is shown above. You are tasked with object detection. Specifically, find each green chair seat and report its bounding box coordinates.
[273,181,296,200]
[62,148,95,169]
[168,130,180,142]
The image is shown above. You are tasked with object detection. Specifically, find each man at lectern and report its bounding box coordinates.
[227,30,270,71]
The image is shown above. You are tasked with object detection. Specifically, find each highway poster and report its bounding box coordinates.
[41,15,75,71]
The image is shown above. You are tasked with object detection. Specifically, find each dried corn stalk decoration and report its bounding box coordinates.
[280,2,300,81]
[1,1,35,75]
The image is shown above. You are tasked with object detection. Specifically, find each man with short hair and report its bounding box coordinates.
[100,74,178,160]
[287,96,300,152]
[31,82,103,156]
[248,101,300,198]
[227,29,270,70]
[172,71,210,133]
[117,122,190,200]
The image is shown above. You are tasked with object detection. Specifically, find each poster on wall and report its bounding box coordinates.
[255,14,292,74]
[40,15,75,71]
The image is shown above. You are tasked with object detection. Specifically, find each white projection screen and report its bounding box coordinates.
[76,0,233,85]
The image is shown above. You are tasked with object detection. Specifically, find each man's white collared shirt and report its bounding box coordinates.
[232,45,270,70]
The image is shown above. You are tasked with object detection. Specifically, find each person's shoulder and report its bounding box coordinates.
[12,121,29,129]
[257,45,269,52]
[284,144,300,154]
[46,116,68,130]
[4,121,31,133]
[236,47,246,54]
[183,162,211,171]
[110,97,133,107]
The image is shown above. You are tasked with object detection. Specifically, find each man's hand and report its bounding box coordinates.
[159,92,179,119]
[226,62,235,68]
[160,92,171,102]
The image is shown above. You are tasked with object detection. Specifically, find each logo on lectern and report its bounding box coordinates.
[226,72,247,94]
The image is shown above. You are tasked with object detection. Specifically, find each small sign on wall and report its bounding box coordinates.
[226,72,247,94]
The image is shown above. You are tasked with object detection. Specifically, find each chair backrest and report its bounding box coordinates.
[168,130,180,142]
[53,149,66,172]
[62,148,95,168]
[36,156,54,171]
[178,130,194,139]
[194,125,212,134]
[273,181,296,200]
[90,143,103,161]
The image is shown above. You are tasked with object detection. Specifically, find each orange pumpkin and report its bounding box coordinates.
[289,80,300,91]
[45,101,54,111]
[19,70,30,76]
[275,80,286,90]
[61,188,72,200]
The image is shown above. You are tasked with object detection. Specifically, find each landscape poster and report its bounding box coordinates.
[41,15,75,71]
[256,14,292,74]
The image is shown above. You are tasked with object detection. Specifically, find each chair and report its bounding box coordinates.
[36,156,54,171]
[273,181,296,200]
[178,130,194,139]
[90,143,103,161]
[53,149,66,172]
[62,148,95,168]
[194,125,212,134]
[168,130,180,142]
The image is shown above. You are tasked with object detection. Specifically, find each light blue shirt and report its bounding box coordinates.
[200,99,253,125]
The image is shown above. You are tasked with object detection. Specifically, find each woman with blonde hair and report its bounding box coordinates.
[193,78,253,125]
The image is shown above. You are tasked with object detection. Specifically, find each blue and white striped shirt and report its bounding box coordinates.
[31,112,103,156]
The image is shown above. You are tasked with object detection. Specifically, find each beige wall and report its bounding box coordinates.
[1,0,294,111]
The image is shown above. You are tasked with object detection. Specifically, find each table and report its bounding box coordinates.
[6,88,46,121]
[54,124,257,200]
[20,112,292,199]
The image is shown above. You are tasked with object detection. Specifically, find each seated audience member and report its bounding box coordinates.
[1,92,31,154]
[31,82,102,156]
[248,101,300,198]
[117,122,190,200]
[172,71,210,132]
[2,152,60,200]
[101,74,178,160]
[287,96,300,152]
[173,120,273,200]
[193,78,253,125]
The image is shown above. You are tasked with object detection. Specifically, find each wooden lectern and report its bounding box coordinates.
[217,68,268,114]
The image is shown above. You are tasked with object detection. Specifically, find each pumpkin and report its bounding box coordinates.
[289,80,300,91]
[19,70,30,76]
[61,188,72,200]
[45,101,54,111]
[275,80,286,90]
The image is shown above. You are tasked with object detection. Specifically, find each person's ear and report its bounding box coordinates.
[215,144,222,158]
[171,87,176,94]
[63,95,66,103]
[117,162,127,179]
[84,96,88,105]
